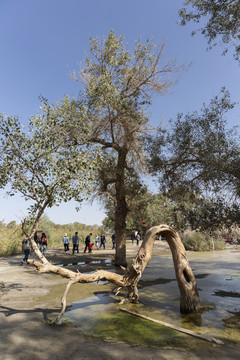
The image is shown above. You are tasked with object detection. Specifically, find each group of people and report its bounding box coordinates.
[93,234,106,250]
[34,232,48,253]
[20,231,116,266]
[62,232,79,254]
[21,232,47,265]
[62,232,115,254]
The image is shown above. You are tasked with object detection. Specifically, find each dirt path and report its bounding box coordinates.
[1,243,240,359]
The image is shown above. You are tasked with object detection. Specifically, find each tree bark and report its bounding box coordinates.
[129,225,201,313]
[158,226,201,313]
[114,148,128,267]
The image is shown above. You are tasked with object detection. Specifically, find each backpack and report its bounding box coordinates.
[22,239,30,251]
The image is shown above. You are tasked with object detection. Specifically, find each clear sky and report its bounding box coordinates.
[0,0,239,225]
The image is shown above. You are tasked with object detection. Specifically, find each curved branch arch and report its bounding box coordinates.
[129,225,201,313]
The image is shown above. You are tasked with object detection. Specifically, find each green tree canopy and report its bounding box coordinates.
[0,104,99,235]
[179,0,240,62]
[147,88,239,193]
[146,88,240,231]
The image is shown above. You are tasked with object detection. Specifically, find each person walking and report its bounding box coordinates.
[39,233,47,254]
[84,233,92,253]
[136,233,141,246]
[94,234,100,249]
[62,233,69,253]
[131,231,135,245]
[20,238,30,265]
[111,233,116,249]
[99,234,106,249]
[72,232,79,254]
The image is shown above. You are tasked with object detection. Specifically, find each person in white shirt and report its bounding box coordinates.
[62,233,69,252]
[94,234,100,249]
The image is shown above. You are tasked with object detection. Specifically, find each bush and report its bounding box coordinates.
[0,223,22,256]
[182,231,225,251]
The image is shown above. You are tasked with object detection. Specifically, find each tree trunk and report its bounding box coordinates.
[162,227,201,313]
[128,225,201,313]
[114,148,128,267]
[114,213,127,267]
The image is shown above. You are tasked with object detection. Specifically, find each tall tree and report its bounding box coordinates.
[64,31,181,266]
[179,0,240,62]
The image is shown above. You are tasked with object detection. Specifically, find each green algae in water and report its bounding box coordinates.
[86,310,206,349]
[69,310,203,350]
[61,292,205,349]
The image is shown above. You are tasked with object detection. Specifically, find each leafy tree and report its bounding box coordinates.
[165,187,240,232]
[0,105,98,240]
[179,0,240,62]
[62,31,181,266]
[125,187,240,233]
[146,88,240,231]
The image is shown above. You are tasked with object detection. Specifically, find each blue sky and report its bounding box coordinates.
[0,0,239,225]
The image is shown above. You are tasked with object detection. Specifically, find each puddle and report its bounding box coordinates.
[61,294,204,349]
[138,277,174,288]
[57,259,112,267]
[58,259,112,267]
[62,293,116,329]
[213,290,240,298]
[195,273,209,279]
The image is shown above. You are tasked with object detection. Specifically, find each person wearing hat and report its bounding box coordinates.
[62,233,69,253]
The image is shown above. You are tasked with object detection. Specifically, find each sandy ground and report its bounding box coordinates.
[1,242,240,360]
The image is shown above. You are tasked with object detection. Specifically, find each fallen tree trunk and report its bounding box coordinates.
[28,224,201,323]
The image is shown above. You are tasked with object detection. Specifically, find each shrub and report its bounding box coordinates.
[181,231,225,251]
[0,225,22,256]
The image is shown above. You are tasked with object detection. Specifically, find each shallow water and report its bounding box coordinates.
[58,259,112,267]
[59,249,240,347]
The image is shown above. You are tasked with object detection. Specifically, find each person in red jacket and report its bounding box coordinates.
[39,233,47,254]
[88,243,94,253]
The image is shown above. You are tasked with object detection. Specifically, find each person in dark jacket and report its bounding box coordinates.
[111,233,116,249]
[84,233,92,253]
[99,234,106,249]
[72,232,79,254]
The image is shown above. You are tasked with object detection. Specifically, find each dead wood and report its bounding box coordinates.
[119,308,224,345]
[28,224,201,323]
